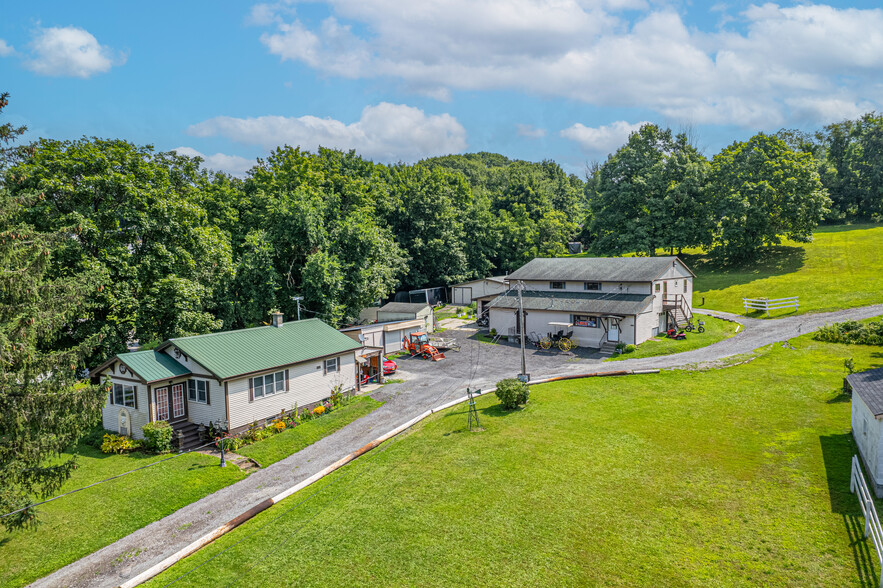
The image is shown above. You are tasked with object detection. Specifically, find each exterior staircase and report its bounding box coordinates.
[599,341,618,357]
[172,421,203,451]
[664,295,693,330]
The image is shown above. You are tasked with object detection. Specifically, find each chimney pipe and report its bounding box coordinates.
[272,312,283,327]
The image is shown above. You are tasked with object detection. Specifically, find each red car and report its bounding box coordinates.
[382,356,397,375]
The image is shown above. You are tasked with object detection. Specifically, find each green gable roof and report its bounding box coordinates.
[116,350,191,383]
[167,318,361,380]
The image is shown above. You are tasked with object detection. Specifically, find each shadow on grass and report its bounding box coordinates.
[828,387,853,404]
[819,433,880,587]
[684,245,807,290]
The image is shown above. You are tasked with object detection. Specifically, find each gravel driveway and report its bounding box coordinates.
[33,303,883,587]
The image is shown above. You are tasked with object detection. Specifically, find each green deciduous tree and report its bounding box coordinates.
[710,133,830,261]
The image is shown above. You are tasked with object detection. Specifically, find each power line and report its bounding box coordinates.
[0,440,218,520]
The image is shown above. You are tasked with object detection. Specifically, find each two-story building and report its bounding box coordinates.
[487,256,695,349]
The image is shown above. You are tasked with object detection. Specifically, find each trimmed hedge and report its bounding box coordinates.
[143,421,174,453]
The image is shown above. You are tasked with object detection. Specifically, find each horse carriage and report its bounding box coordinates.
[529,321,580,352]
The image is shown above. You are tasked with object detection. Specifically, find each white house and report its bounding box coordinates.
[450,275,508,306]
[849,368,883,497]
[91,314,361,448]
[487,256,695,349]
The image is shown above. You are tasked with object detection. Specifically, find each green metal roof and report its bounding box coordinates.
[116,350,191,383]
[167,318,362,380]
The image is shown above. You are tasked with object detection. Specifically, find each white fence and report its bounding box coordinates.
[742,296,799,316]
[851,454,883,588]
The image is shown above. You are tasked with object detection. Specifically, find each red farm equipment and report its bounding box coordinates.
[403,332,446,362]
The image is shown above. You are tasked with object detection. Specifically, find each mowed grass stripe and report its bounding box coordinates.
[691,224,883,317]
[146,334,879,587]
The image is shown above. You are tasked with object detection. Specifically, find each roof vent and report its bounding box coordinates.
[272,312,284,327]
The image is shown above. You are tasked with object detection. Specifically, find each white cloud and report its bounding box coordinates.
[516,124,546,138]
[187,103,467,162]
[252,1,883,129]
[172,147,255,177]
[560,120,649,154]
[25,26,125,78]
[0,39,14,57]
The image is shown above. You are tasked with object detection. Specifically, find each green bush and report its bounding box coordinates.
[489,328,497,336]
[80,423,110,449]
[101,433,136,454]
[624,344,637,353]
[142,421,174,453]
[815,320,883,345]
[495,378,530,410]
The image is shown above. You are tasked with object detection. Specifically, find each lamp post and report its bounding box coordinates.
[217,418,228,468]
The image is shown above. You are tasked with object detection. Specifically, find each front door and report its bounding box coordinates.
[608,320,620,342]
[171,384,185,421]
[155,386,169,421]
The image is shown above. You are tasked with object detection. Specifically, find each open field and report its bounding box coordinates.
[607,314,739,361]
[0,446,245,588]
[689,224,883,317]
[146,332,883,587]
[237,396,383,467]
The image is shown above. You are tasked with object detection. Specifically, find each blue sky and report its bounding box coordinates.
[2,1,882,176]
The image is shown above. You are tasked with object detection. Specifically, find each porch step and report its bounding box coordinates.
[172,421,203,451]
[599,341,618,357]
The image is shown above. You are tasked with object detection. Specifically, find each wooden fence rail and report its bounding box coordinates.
[742,296,799,316]
[851,454,883,588]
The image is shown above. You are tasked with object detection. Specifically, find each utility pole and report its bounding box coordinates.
[292,296,303,321]
[517,280,528,381]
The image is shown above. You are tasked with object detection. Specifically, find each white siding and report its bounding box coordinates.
[853,392,882,485]
[489,308,637,348]
[634,310,658,344]
[451,279,508,304]
[227,353,358,431]
[383,324,424,353]
[98,367,151,440]
[515,280,651,295]
[185,377,227,427]
[376,309,434,333]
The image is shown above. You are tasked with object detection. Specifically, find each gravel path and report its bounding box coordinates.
[32,304,883,587]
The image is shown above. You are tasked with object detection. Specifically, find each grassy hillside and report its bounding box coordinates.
[689,224,883,316]
[147,333,881,587]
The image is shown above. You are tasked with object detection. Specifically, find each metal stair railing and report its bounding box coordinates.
[851,454,883,588]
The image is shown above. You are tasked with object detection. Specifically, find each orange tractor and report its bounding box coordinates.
[403,332,446,361]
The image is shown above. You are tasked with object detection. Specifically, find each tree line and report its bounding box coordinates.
[3,90,883,529]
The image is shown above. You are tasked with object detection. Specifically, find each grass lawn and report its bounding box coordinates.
[146,333,883,587]
[606,315,739,361]
[1,446,245,588]
[689,224,883,317]
[237,396,383,467]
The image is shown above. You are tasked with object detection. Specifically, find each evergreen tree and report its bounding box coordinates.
[0,93,105,530]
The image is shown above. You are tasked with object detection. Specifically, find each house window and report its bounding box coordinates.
[187,379,208,403]
[573,315,598,328]
[655,283,661,293]
[113,383,136,408]
[252,371,285,399]
[584,282,601,291]
[325,357,339,374]
[550,281,565,290]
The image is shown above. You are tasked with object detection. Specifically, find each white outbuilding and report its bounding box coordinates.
[849,367,883,497]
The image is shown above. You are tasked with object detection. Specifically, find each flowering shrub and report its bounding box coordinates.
[101,433,136,454]
[273,420,286,432]
[313,405,326,416]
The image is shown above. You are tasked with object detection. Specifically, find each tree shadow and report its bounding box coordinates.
[819,433,880,587]
[683,245,807,290]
